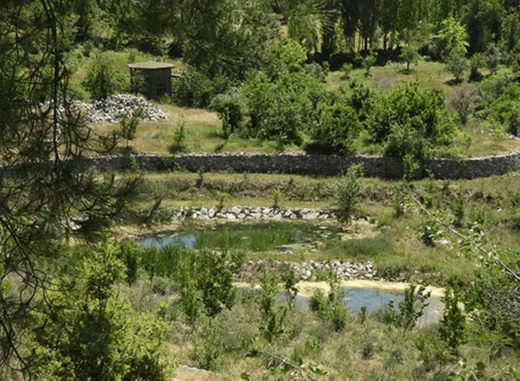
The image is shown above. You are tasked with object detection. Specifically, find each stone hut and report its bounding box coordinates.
[127,61,174,101]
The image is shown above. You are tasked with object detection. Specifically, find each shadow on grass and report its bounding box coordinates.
[168,144,189,155]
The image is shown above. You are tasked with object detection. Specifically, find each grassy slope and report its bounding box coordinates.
[70,48,519,379]
[80,53,520,157]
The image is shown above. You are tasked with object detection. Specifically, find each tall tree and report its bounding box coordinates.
[180,0,276,80]
[462,0,504,54]
[358,0,378,50]
[378,0,399,49]
[0,0,142,375]
[339,0,361,49]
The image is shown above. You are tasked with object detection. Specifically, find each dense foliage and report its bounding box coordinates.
[2,0,520,379]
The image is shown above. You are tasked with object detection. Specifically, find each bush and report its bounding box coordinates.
[241,69,325,148]
[362,51,377,76]
[117,107,145,148]
[469,52,486,81]
[139,246,242,319]
[172,66,229,108]
[309,276,348,331]
[260,274,287,340]
[367,81,457,159]
[448,85,478,124]
[31,241,170,380]
[341,63,353,80]
[445,54,468,82]
[332,163,364,224]
[210,89,245,139]
[169,116,189,154]
[485,44,501,74]
[192,317,223,371]
[400,45,420,73]
[439,280,466,354]
[82,55,129,100]
[304,62,327,82]
[307,98,361,155]
[488,83,520,136]
[395,283,431,331]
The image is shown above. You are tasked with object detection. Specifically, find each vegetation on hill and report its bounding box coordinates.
[1,0,519,379]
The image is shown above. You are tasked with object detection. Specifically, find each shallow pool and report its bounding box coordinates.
[137,221,342,252]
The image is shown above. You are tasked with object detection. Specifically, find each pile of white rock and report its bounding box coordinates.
[78,94,170,124]
[171,206,338,221]
[239,259,382,281]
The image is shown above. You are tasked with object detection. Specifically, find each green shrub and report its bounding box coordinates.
[308,99,361,154]
[344,80,375,122]
[469,52,485,81]
[82,55,128,100]
[362,51,377,76]
[241,69,325,147]
[332,163,364,224]
[488,83,520,136]
[400,45,420,73]
[451,193,465,227]
[396,283,431,331]
[193,317,224,371]
[169,116,189,154]
[445,54,468,82]
[172,66,224,108]
[139,246,242,319]
[117,107,145,148]
[485,43,501,74]
[304,62,327,82]
[118,240,142,285]
[211,89,245,139]
[309,276,348,331]
[341,63,353,80]
[259,274,287,340]
[367,81,457,159]
[360,342,375,359]
[439,280,466,354]
[31,241,170,380]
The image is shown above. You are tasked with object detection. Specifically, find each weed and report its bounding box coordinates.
[259,274,287,341]
[439,279,466,355]
[361,342,375,359]
[272,189,282,209]
[281,267,299,310]
[192,317,223,371]
[169,116,188,154]
[332,164,364,224]
[396,283,431,331]
[215,191,227,210]
[383,349,404,370]
[451,193,465,227]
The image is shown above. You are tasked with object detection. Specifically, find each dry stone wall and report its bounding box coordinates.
[54,150,520,179]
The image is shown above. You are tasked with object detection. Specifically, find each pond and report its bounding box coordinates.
[289,289,441,324]
[138,221,343,252]
[137,222,442,324]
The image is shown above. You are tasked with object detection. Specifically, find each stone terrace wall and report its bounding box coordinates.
[6,150,520,179]
[60,150,520,179]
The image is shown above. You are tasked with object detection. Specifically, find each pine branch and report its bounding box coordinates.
[408,190,520,284]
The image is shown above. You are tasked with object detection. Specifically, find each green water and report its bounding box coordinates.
[139,221,343,252]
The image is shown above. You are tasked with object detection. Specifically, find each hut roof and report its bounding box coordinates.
[127,61,175,70]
